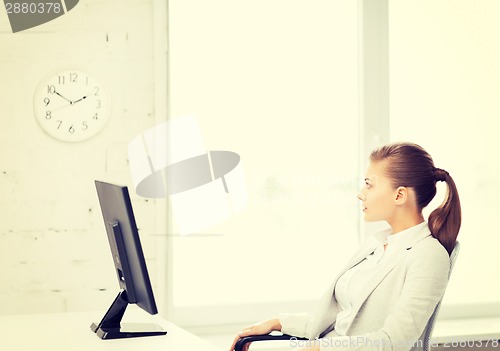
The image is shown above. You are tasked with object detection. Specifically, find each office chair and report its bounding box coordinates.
[419,240,460,350]
[234,241,460,351]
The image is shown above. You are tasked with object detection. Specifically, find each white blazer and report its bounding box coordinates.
[280,223,450,351]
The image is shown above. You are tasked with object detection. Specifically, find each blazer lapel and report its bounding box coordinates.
[343,248,406,332]
[325,236,379,299]
[308,237,379,338]
[343,226,432,333]
[339,237,379,278]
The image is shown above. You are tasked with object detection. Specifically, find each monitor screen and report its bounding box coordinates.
[91,180,166,339]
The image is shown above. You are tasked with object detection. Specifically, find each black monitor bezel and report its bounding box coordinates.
[94,180,158,314]
[91,180,166,339]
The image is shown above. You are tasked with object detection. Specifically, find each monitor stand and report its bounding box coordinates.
[90,290,167,339]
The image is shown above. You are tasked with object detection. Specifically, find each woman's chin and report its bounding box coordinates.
[363,213,377,222]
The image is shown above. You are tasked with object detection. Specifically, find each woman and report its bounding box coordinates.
[229,142,461,351]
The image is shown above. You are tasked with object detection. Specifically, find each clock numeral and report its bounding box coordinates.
[47,85,56,94]
[56,120,62,129]
[93,113,99,120]
[43,98,50,106]
[94,87,99,96]
[96,100,101,109]
[82,121,89,131]
[57,73,78,85]
[69,125,75,134]
[45,111,52,120]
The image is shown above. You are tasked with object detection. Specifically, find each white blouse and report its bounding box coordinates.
[333,221,428,336]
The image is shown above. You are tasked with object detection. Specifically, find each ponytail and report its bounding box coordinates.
[428,168,462,255]
[370,143,462,256]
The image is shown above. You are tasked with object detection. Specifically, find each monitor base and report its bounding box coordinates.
[91,290,167,340]
[91,322,167,340]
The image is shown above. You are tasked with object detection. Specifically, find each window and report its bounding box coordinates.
[167,0,360,326]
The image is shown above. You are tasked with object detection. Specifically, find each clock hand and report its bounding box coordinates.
[55,91,74,104]
[73,95,87,104]
[50,104,73,112]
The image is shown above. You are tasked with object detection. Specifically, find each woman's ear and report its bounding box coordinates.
[394,186,408,205]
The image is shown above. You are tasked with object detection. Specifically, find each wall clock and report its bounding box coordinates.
[33,69,110,142]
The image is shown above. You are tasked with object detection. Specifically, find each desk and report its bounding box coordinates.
[0,309,222,351]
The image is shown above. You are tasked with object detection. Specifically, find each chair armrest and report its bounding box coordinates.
[234,334,308,351]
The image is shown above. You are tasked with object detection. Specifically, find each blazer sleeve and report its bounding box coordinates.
[279,312,312,337]
[279,282,340,339]
[319,242,450,351]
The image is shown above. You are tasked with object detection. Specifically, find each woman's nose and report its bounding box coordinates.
[357,192,365,201]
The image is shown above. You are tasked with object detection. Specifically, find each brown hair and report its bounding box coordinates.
[370,142,461,255]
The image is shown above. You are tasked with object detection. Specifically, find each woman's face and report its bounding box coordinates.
[358,160,398,222]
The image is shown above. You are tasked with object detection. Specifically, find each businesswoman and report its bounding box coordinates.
[230,142,461,351]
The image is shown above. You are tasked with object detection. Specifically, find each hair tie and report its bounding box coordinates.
[434,168,449,182]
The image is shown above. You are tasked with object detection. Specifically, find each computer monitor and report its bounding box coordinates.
[90,180,167,339]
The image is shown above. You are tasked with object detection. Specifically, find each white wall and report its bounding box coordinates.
[0,0,164,315]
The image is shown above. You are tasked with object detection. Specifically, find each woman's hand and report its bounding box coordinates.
[228,318,281,351]
[296,347,320,351]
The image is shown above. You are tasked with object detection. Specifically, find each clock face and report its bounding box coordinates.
[33,69,110,142]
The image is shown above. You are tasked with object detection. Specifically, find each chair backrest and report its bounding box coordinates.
[418,241,461,351]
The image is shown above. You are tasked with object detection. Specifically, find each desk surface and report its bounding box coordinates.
[3,310,499,350]
[0,309,222,351]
